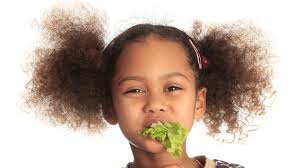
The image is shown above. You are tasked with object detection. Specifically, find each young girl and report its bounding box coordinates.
[21,3,275,168]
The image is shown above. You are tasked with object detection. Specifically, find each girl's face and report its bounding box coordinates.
[109,35,206,154]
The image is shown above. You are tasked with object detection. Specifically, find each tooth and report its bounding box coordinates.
[150,121,163,128]
[150,122,157,127]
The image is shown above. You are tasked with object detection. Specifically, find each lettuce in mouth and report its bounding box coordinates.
[139,122,188,158]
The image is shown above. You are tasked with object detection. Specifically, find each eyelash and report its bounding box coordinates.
[124,86,182,94]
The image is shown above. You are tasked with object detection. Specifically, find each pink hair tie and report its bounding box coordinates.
[188,39,209,70]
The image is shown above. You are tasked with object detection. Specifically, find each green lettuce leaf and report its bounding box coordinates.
[139,122,188,158]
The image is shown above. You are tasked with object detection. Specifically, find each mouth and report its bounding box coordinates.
[144,119,165,128]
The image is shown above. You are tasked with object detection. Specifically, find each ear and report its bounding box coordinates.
[103,101,118,125]
[194,87,207,121]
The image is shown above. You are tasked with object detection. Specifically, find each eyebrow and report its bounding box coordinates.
[118,72,190,86]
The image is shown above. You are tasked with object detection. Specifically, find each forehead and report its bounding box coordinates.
[112,35,194,83]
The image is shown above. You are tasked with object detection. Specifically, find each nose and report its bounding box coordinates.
[143,92,168,113]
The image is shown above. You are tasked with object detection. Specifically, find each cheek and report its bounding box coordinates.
[113,95,143,120]
[175,96,196,130]
[113,97,143,135]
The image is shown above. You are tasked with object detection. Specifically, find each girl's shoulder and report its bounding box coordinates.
[194,155,245,168]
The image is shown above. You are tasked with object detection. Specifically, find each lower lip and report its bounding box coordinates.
[144,137,162,144]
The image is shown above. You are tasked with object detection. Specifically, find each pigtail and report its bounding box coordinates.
[20,3,108,133]
[191,20,277,143]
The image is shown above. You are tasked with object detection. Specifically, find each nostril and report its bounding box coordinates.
[143,101,167,113]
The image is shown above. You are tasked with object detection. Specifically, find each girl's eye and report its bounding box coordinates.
[124,86,182,94]
[166,86,182,92]
[124,89,145,94]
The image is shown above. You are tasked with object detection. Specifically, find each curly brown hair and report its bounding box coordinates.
[20,3,277,142]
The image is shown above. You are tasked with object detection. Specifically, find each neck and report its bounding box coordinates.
[129,141,199,168]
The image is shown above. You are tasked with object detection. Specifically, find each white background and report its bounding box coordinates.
[0,0,299,168]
